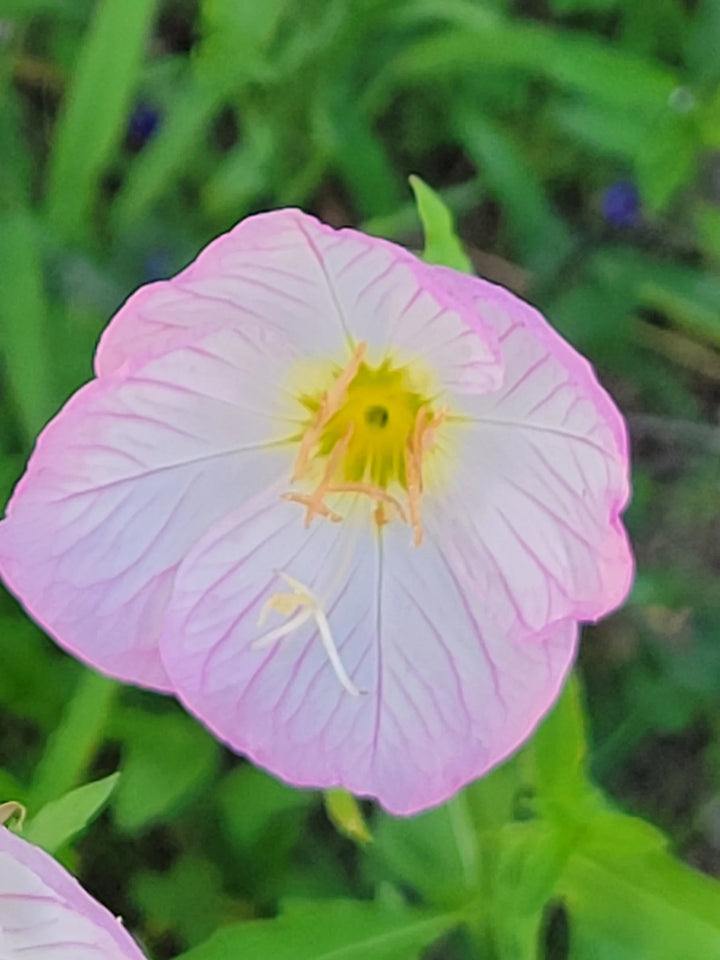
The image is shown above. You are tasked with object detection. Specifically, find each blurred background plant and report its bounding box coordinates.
[1,0,720,958]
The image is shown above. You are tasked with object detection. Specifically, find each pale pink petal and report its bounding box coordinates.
[97,210,503,396]
[0,827,146,959]
[159,491,576,815]
[0,326,296,689]
[421,267,633,636]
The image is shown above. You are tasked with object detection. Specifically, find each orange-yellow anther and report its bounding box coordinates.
[405,405,447,546]
[284,424,354,526]
[292,342,367,482]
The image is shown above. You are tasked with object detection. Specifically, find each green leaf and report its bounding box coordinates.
[24,773,119,854]
[495,822,572,918]
[0,211,56,441]
[195,0,289,88]
[409,175,473,273]
[686,0,720,86]
[549,100,647,161]
[531,673,597,816]
[217,764,310,852]
[201,114,275,220]
[452,105,571,274]
[0,0,77,15]
[29,670,117,810]
[371,801,476,905]
[331,111,403,219]
[380,23,677,110]
[133,855,227,947]
[636,113,699,212]
[0,81,31,210]
[216,765,310,900]
[561,844,720,959]
[113,708,219,831]
[45,0,158,239]
[178,898,459,960]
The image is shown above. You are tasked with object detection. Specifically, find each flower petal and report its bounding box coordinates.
[0,827,146,959]
[160,491,576,815]
[0,327,296,688]
[424,268,632,636]
[97,210,503,395]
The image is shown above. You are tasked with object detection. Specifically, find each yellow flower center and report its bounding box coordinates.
[284,342,446,545]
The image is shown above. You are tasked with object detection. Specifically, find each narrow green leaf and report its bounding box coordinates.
[532,673,591,811]
[24,773,120,854]
[1,0,77,15]
[378,23,677,110]
[195,0,289,88]
[332,112,403,219]
[178,898,458,960]
[452,105,571,274]
[0,210,55,441]
[409,175,473,273]
[113,708,219,831]
[133,855,226,948]
[372,803,474,905]
[29,670,117,810]
[46,0,158,239]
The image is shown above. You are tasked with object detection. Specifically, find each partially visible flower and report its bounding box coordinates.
[127,102,160,149]
[0,210,633,814]
[602,180,641,228]
[0,825,146,959]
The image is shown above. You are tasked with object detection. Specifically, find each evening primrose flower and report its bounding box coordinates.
[0,825,146,959]
[0,210,632,814]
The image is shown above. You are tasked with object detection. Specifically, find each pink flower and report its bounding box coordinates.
[0,826,146,959]
[0,210,632,814]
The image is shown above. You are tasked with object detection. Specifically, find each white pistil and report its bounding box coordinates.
[254,572,362,697]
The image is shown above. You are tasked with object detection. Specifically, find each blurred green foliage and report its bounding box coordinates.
[1,1,720,958]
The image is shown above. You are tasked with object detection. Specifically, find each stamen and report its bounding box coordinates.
[284,424,354,526]
[405,405,447,546]
[328,482,408,524]
[253,572,362,696]
[286,348,446,540]
[405,440,424,547]
[282,492,343,523]
[293,342,367,481]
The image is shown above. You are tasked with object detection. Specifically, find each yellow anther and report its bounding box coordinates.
[257,591,301,627]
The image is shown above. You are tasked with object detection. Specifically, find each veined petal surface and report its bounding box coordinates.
[423,267,633,638]
[0,827,146,960]
[96,210,504,396]
[0,326,296,688]
[160,491,577,815]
